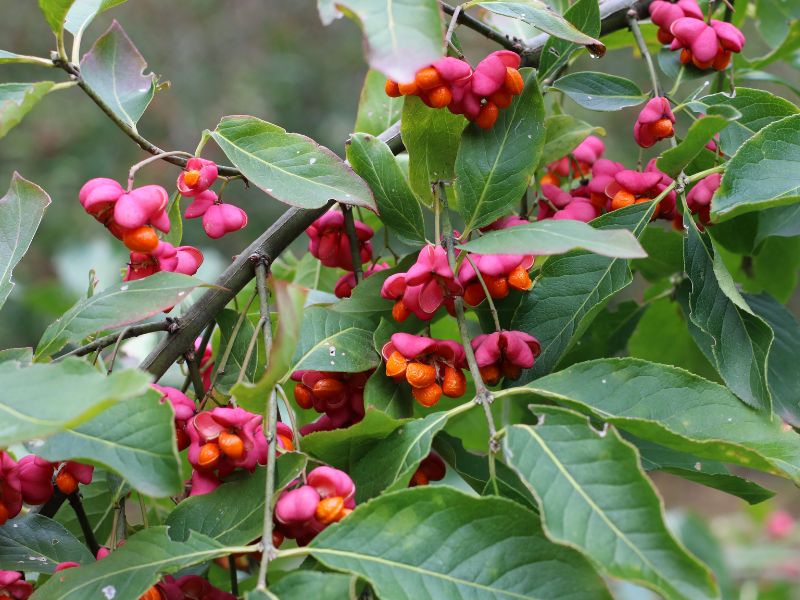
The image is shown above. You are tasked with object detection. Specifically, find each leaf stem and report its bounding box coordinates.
[254,258,278,591]
[444,4,463,46]
[185,351,207,401]
[106,326,132,374]
[341,205,363,284]
[68,492,100,555]
[463,254,502,332]
[207,291,257,394]
[627,10,661,97]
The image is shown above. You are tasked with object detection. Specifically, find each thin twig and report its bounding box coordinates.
[127,151,194,191]
[438,191,500,454]
[341,206,363,284]
[229,558,239,597]
[67,493,101,555]
[60,321,171,359]
[185,351,207,401]
[254,259,278,590]
[444,4,463,46]
[627,9,661,97]
[106,326,132,374]
[441,2,525,53]
[183,321,214,393]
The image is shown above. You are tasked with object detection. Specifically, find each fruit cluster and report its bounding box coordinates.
[274,466,356,545]
[385,51,525,129]
[292,370,371,434]
[0,451,94,525]
[383,333,467,407]
[649,0,745,70]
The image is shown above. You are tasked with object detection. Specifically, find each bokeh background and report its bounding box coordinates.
[1,1,798,596]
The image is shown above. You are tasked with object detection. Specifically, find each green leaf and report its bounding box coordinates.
[34,389,182,497]
[166,453,306,545]
[631,226,683,282]
[0,82,55,139]
[38,0,76,33]
[161,192,182,247]
[31,527,235,600]
[0,173,50,311]
[234,281,307,413]
[552,72,646,111]
[748,20,800,69]
[684,215,773,410]
[302,410,456,502]
[712,114,800,220]
[628,297,718,380]
[35,272,201,359]
[538,114,604,168]
[0,347,32,365]
[54,470,127,544]
[64,0,128,36]
[500,358,800,483]
[346,133,426,245]
[509,202,655,382]
[214,308,257,395]
[0,514,94,573]
[308,486,611,600]
[80,21,155,132]
[656,115,731,178]
[354,69,403,136]
[363,369,414,418]
[289,307,380,375]
[538,0,601,80]
[433,432,537,509]
[401,96,466,205]
[473,1,605,56]
[455,68,545,233]
[700,87,799,155]
[755,203,800,244]
[269,572,356,600]
[458,219,647,258]
[504,406,719,600]
[0,358,149,447]
[317,0,443,83]
[745,293,800,427]
[632,436,775,505]
[559,300,644,368]
[210,115,374,210]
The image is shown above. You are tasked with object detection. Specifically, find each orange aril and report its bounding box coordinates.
[427,85,453,108]
[55,470,78,495]
[183,170,201,187]
[197,442,221,470]
[415,67,443,90]
[218,431,245,460]
[463,282,486,306]
[405,362,437,388]
[293,384,314,409]
[442,366,466,398]
[475,101,499,130]
[501,362,522,381]
[540,172,561,187]
[278,433,294,451]
[312,378,346,402]
[122,226,159,253]
[392,300,410,322]
[479,364,502,386]
[489,90,513,109]
[503,67,524,94]
[398,81,418,96]
[507,265,532,291]
[412,382,443,407]
[483,275,509,299]
[411,469,429,486]
[385,79,401,97]
[611,190,636,210]
[315,496,346,524]
[651,118,674,139]
[385,350,409,377]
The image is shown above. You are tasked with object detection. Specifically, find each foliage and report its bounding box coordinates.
[1,1,799,599]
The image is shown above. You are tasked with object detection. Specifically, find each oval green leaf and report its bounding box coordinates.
[0,514,94,573]
[552,71,646,111]
[210,115,374,210]
[504,406,719,600]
